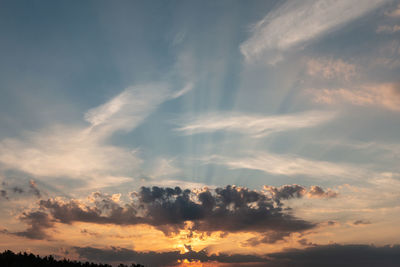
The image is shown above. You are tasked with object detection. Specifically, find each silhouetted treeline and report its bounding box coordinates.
[0,250,144,267]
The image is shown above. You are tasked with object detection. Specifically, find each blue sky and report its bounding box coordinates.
[1,0,400,266]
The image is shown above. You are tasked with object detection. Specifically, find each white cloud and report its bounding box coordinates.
[171,82,194,99]
[205,152,363,179]
[176,111,334,137]
[85,83,188,139]
[147,158,181,179]
[240,0,389,63]
[0,126,141,180]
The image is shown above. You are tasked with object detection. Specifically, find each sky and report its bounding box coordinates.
[1,0,400,266]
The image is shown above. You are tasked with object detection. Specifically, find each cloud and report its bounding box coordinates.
[84,83,186,138]
[146,179,210,190]
[373,40,400,69]
[264,184,337,204]
[0,126,141,182]
[28,180,41,198]
[306,58,356,81]
[353,220,371,226]
[386,3,400,17]
[0,189,7,200]
[377,24,400,33]
[264,185,307,202]
[307,185,337,199]
[15,211,54,240]
[266,244,400,267]
[146,158,182,179]
[308,83,400,111]
[171,82,193,99]
[0,180,42,200]
[207,152,360,178]
[74,246,269,267]
[240,0,389,63]
[176,111,334,137]
[75,244,400,266]
[19,185,317,239]
[0,83,191,186]
[243,231,292,246]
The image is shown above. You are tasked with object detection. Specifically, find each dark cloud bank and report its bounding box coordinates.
[74,245,266,266]
[18,184,336,240]
[73,244,400,267]
[10,185,400,266]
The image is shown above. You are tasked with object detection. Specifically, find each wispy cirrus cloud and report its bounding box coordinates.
[0,82,191,187]
[240,0,389,63]
[205,152,362,179]
[308,83,400,111]
[85,82,192,138]
[176,111,334,137]
[0,126,142,181]
[144,158,182,179]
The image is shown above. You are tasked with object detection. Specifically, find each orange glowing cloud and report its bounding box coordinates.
[308,83,400,111]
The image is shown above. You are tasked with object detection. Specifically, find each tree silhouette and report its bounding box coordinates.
[0,250,144,267]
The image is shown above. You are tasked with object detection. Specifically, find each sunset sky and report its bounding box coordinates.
[1,0,400,266]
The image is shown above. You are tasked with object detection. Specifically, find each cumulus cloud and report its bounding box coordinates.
[18,185,319,239]
[176,111,334,137]
[308,83,400,111]
[15,211,54,240]
[307,185,337,199]
[240,0,389,63]
[264,184,337,204]
[264,185,307,202]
